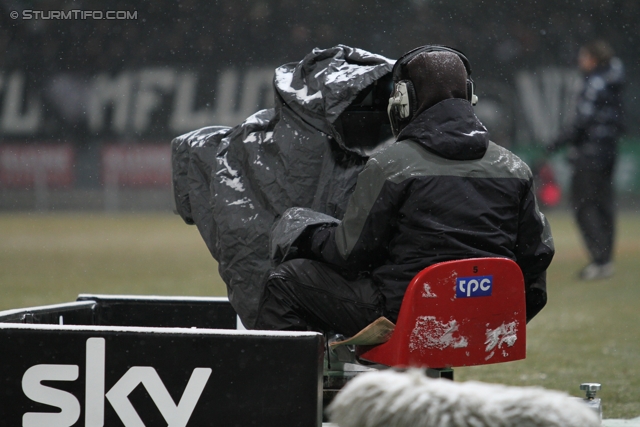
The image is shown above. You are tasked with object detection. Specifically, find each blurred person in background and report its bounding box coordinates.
[548,40,625,281]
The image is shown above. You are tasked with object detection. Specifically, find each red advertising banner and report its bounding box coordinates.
[102,144,171,187]
[0,143,75,188]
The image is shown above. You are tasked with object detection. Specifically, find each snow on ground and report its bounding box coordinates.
[323,418,640,427]
[602,419,640,427]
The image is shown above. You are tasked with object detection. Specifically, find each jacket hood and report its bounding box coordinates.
[396,98,489,160]
[404,51,469,118]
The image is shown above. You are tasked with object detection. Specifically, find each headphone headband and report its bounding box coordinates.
[391,45,473,83]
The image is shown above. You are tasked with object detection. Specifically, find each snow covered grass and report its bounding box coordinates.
[0,210,638,418]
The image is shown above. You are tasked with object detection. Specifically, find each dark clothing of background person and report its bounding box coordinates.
[550,41,624,279]
[255,49,555,336]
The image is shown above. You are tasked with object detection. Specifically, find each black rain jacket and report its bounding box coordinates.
[278,98,555,322]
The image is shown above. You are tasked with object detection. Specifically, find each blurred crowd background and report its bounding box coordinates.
[1,0,639,210]
[3,0,638,74]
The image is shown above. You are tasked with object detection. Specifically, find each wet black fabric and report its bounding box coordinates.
[171,46,393,328]
[254,259,384,336]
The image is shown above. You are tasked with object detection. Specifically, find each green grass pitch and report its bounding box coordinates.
[0,210,638,418]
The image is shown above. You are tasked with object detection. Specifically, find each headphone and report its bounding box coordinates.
[387,45,478,136]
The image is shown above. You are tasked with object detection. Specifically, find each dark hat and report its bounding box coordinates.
[402,51,468,117]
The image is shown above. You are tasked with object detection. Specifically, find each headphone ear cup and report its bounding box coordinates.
[467,78,478,105]
[389,81,413,120]
[388,80,416,136]
[387,84,401,136]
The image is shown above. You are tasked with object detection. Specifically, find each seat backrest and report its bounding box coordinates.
[359,258,526,368]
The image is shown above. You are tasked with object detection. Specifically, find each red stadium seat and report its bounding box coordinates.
[358,258,526,370]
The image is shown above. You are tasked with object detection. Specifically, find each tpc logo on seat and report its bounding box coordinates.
[456,275,493,298]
